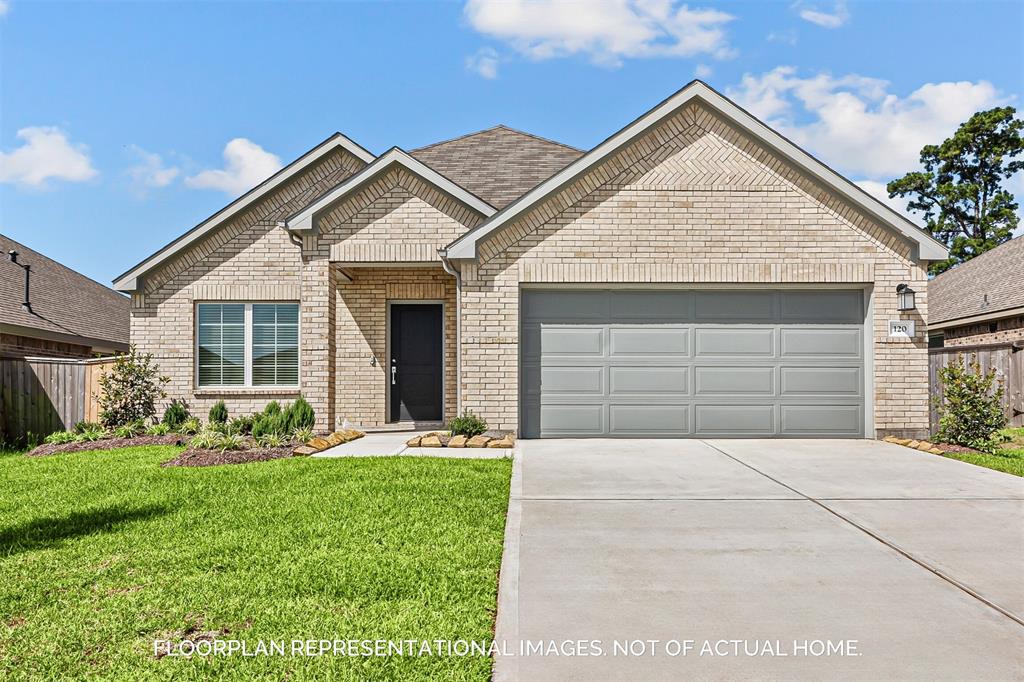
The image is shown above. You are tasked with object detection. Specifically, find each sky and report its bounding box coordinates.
[1,0,1022,286]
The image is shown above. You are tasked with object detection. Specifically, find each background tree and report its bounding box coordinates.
[888,107,1023,274]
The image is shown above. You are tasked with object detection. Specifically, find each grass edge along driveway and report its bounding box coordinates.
[0,446,512,681]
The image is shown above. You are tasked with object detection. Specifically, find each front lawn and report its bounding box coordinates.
[930,428,1024,477]
[0,446,512,680]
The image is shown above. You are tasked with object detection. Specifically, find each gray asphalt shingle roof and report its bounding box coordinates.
[0,234,130,347]
[410,125,584,209]
[929,236,1024,324]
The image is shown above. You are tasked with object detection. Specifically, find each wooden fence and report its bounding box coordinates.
[929,342,1024,432]
[0,357,115,445]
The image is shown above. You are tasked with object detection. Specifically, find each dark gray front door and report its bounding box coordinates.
[520,289,866,438]
[390,304,443,422]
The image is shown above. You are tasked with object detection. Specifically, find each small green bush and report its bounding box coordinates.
[162,399,190,429]
[227,415,254,435]
[73,421,104,434]
[208,400,228,424]
[257,433,287,448]
[76,425,109,442]
[44,430,78,445]
[287,396,315,432]
[113,420,145,439]
[145,422,171,436]
[263,401,281,417]
[188,430,221,450]
[292,427,314,444]
[215,433,246,452]
[935,354,1007,452]
[449,410,488,438]
[97,346,169,427]
[178,417,202,435]
[252,413,289,439]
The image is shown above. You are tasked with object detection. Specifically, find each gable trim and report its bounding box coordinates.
[112,133,375,292]
[283,148,496,234]
[444,80,948,262]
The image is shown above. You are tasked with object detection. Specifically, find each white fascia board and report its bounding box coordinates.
[284,148,496,234]
[446,81,948,262]
[111,133,375,292]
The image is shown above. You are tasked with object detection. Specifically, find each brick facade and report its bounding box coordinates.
[459,103,930,438]
[944,314,1024,347]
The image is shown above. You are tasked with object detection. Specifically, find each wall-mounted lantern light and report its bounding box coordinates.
[8,250,32,313]
[896,283,916,312]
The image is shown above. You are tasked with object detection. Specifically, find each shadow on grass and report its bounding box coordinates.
[0,504,170,556]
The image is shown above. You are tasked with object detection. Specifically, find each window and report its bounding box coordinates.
[197,303,299,388]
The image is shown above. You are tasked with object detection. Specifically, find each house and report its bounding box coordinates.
[1,234,129,359]
[928,236,1024,348]
[113,81,947,440]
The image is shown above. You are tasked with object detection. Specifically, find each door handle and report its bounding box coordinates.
[391,363,397,385]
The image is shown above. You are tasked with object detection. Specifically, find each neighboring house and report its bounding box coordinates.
[1,234,129,359]
[928,236,1024,348]
[113,81,946,439]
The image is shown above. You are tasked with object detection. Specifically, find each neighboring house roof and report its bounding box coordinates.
[112,133,374,292]
[284,147,496,234]
[410,125,584,209]
[444,81,949,261]
[929,236,1024,327]
[1,233,130,349]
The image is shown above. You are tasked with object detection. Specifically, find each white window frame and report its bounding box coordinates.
[195,302,300,390]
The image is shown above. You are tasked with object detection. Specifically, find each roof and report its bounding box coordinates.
[112,133,374,292]
[410,125,583,209]
[445,81,949,262]
[285,148,496,233]
[1,233,130,349]
[929,236,1024,326]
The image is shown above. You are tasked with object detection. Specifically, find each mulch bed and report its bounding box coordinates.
[26,435,187,458]
[932,443,988,455]
[160,447,294,468]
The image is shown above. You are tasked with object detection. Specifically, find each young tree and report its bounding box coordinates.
[97,346,170,427]
[887,107,1023,275]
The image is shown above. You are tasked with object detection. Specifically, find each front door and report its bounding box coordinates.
[390,303,443,422]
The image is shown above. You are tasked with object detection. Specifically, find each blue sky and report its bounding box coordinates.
[1,0,1022,286]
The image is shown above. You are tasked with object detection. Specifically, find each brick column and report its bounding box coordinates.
[300,235,335,432]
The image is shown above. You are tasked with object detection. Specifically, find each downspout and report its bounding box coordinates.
[438,248,462,415]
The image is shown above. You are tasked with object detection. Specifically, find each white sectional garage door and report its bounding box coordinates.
[520,289,866,438]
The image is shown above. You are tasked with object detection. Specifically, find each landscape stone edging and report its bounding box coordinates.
[407,431,515,449]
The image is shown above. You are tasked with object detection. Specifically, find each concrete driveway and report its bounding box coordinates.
[494,439,1024,681]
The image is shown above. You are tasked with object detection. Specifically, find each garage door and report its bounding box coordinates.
[520,289,865,438]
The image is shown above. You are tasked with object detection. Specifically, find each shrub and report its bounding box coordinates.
[97,346,169,428]
[178,417,202,435]
[162,400,190,429]
[252,413,288,439]
[257,433,286,448]
[286,396,315,432]
[145,422,171,436]
[935,354,1007,452]
[208,400,228,425]
[188,430,222,450]
[449,410,488,438]
[291,427,314,444]
[73,421,104,434]
[44,430,78,445]
[113,420,145,439]
[215,433,245,452]
[227,415,254,435]
[76,425,109,442]
[263,401,281,417]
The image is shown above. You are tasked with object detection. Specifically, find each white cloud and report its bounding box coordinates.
[727,67,1008,179]
[694,63,712,79]
[126,145,179,190]
[466,47,500,79]
[766,29,798,46]
[795,1,849,29]
[184,138,282,196]
[0,126,98,188]
[464,0,736,67]
[0,1,9,18]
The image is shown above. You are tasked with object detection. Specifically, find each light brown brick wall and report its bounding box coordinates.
[944,315,1024,347]
[459,103,931,438]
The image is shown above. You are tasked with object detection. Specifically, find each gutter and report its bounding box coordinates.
[438,248,462,415]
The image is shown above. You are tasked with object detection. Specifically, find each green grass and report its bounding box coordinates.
[0,446,512,680]
[932,427,1024,477]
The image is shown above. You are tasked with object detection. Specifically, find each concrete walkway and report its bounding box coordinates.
[495,439,1024,681]
[314,430,512,458]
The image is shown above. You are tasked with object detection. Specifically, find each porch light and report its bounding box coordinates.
[896,284,916,312]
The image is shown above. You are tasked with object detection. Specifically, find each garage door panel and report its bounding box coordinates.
[610,366,688,395]
[610,404,689,435]
[781,404,862,435]
[609,327,689,355]
[695,291,776,321]
[542,366,603,394]
[541,327,604,355]
[540,404,604,435]
[695,366,775,396]
[781,290,864,323]
[609,291,691,320]
[781,328,861,357]
[695,404,775,435]
[781,366,862,396]
[695,328,775,357]
[523,291,607,320]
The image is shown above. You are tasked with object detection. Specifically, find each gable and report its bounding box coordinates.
[445,81,947,262]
